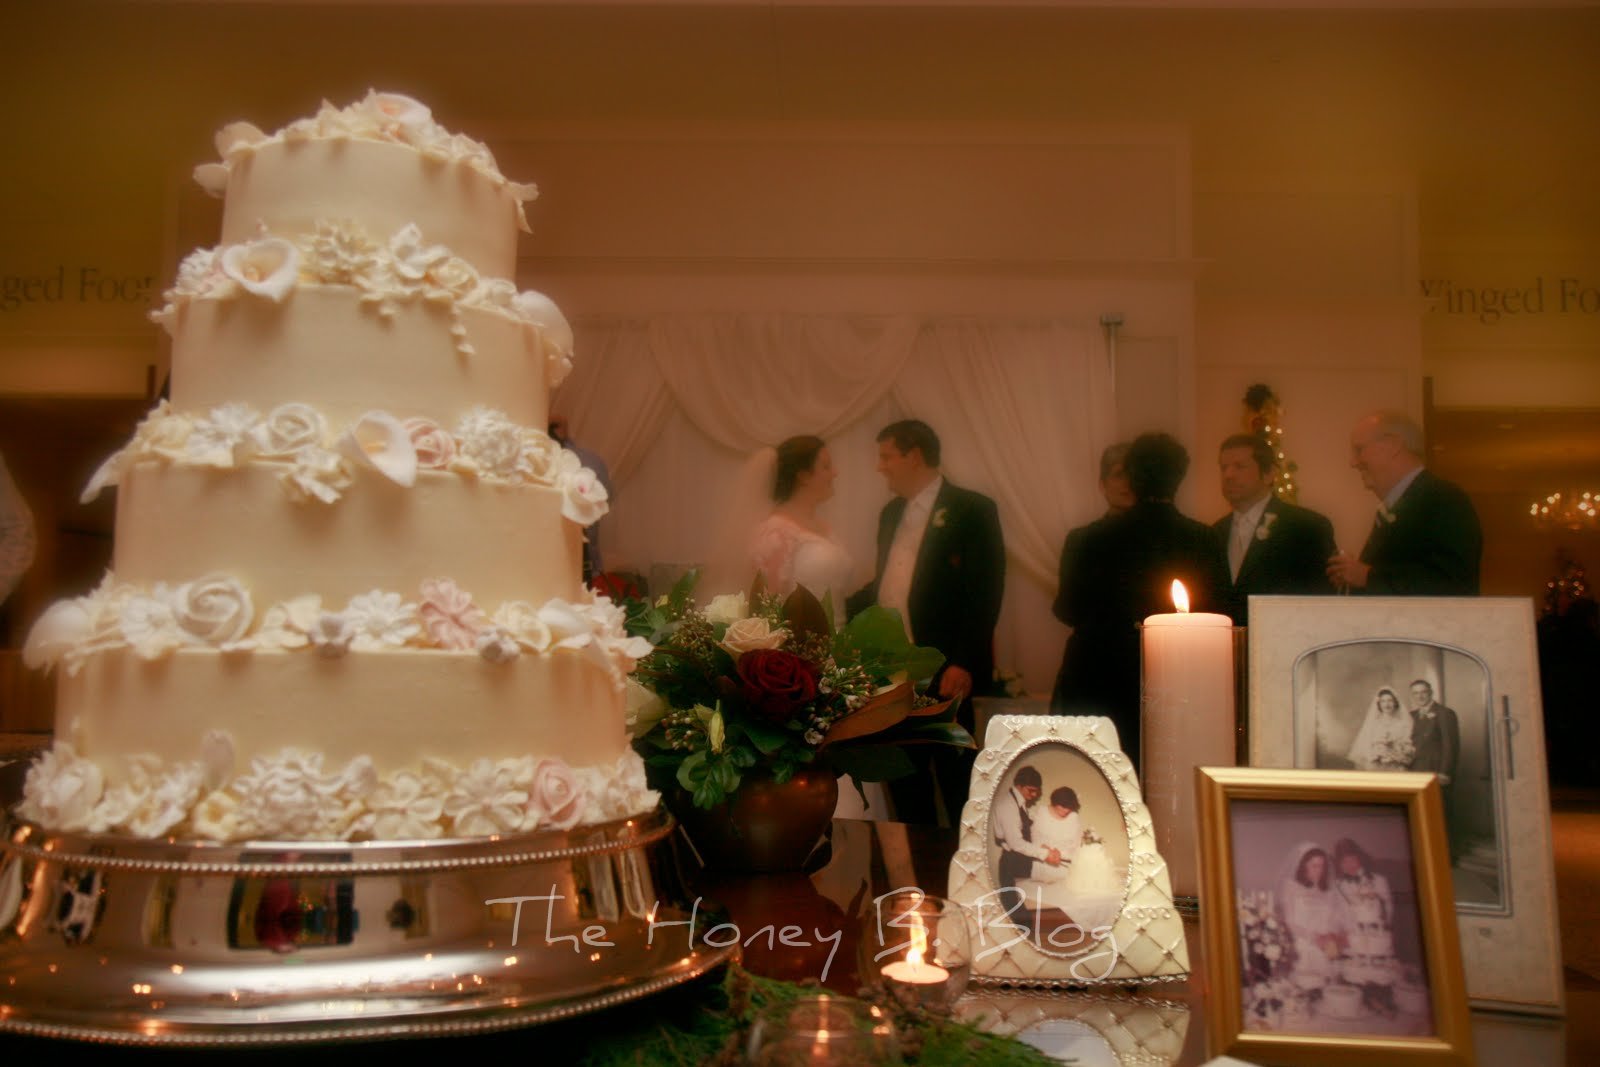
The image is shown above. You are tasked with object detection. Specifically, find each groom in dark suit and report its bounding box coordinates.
[848,419,1005,825]
[1212,434,1337,625]
[1408,679,1462,858]
[1327,412,1482,596]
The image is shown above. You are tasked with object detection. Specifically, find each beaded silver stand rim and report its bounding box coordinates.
[0,942,739,1047]
[2,807,674,877]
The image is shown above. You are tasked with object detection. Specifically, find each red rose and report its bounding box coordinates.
[589,571,642,601]
[737,649,820,723]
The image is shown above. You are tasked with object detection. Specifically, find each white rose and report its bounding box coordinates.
[428,256,479,298]
[559,464,610,526]
[253,403,326,456]
[704,592,749,626]
[527,759,586,831]
[518,431,563,484]
[624,678,668,738]
[404,417,456,470]
[172,575,254,647]
[483,601,545,653]
[719,616,788,659]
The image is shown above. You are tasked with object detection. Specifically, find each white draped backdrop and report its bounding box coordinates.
[553,314,1117,695]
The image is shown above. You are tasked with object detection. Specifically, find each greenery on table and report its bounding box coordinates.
[574,965,1057,1066]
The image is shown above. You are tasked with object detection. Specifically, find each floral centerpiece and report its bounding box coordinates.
[622,573,971,819]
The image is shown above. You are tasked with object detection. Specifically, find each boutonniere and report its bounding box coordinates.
[931,507,948,529]
[1377,503,1398,525]
[1254,512,1277,542]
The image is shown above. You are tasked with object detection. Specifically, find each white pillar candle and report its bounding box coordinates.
[1140,579,1237,901]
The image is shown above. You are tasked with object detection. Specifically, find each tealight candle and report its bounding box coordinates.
[1141,579,1237,903]
[879,910,949,987]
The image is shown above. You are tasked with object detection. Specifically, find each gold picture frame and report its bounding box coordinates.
[947,714,1189,986]
[1246,595,1563,1016]
[1196,767,1473,1067]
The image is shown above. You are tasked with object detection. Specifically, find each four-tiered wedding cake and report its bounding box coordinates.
[18,91,656,842]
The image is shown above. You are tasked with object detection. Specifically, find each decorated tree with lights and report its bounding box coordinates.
[1242,383,1300,504]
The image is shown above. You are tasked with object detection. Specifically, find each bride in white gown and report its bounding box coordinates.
[1345,687,1415,771]
[748,436,855,622]
[710,437,877,818]
[1018,787,1125,935]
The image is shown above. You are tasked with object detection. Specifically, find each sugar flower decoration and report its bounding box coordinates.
[418,578,488,650]
[220,237,301,302]
[338,410,418,488]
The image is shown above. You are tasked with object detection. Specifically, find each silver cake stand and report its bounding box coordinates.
[0,806,737,1046]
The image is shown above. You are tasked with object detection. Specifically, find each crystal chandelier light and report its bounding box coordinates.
[1530,490,1599,531]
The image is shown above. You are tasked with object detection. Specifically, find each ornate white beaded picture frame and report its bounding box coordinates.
[948,715,1189,986]
[953,990,1192,1065]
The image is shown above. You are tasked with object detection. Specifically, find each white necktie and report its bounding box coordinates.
[1229,516,1252,580]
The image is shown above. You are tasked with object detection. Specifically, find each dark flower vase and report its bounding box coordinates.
[670,768,839,874]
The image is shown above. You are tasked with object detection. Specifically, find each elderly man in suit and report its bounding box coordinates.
[848,419,1005,825]
[1327,412,1481,595]
[1212,433,1337,625]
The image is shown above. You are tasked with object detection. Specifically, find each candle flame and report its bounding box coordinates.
[1171,579,1190,613]
[906,911,929,967]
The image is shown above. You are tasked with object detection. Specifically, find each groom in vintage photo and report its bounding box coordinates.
[848,418,1006,826]
[1408,679,1462,856]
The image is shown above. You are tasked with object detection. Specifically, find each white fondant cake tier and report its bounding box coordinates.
[113,462,582,610]
[221,138,522,279]
[59,646,625,783]
[169,287,554,429]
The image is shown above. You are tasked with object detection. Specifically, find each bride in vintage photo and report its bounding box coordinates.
[1345,686,1416,771]
[1278,842,1350,983]
[1019,786,1125,934]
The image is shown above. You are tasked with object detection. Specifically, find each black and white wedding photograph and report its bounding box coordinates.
[1293,640,1502,911]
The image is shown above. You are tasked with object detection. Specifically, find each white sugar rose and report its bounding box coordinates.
[491,601,552,652]
[252,403,326,456]
[518,431,563,484]
[704,592,749,626]
[428,256,478,299]
[18,744,105,831]
[173,575,254,647]
[559,464,610,526]
[403,417,456,470]
[220,237,300,302]
[719,617,788,659]
[527,759,586,831]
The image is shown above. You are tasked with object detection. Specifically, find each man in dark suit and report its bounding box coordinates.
[847,419,1005,825]
[1211,433,1337,625]
[1051,432,1230,768]
[1407,678,1462,858]
[1327,412,1482,595]
[1051,443,1133,712]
